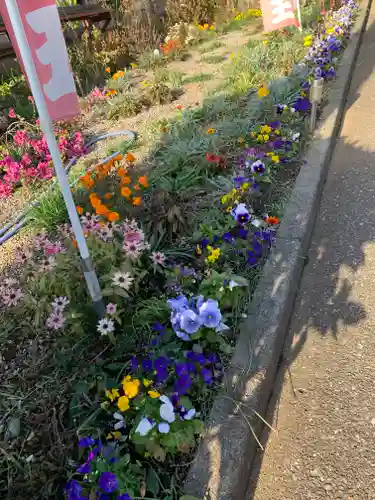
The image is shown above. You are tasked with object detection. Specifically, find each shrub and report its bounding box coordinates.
[106,92,144,120]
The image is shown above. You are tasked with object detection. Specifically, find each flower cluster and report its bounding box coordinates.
[46,296,69,331]
[0,128,86,197]
[0,278,23,308]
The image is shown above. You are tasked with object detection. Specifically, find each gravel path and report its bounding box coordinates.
[251,4,375,500]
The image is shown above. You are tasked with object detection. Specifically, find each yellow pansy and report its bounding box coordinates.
[105,388,120,402]
[122,376,140,399]
[143,379,152,387]
[117,395,130,412]
[206,246,221,263]
[258,86,270,98]
[260,125,271,134]
[106,431,122,440]
[263,134,270,142]
[148,390,161,398]
[272,155,280,163]
[237,136,245,145]
[275,130,281,135]
[257,134,263,142]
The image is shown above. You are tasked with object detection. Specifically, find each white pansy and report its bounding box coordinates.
[113,412,126,430]
[159,396,176,423]
[135,417,154,436]
[183,408,196,420]
[158,422,170,433]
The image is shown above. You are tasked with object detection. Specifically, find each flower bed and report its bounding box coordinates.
[0,2,358,499]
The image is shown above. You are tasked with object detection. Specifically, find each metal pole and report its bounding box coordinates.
[295,0,303,31]
[309,77,324,133]
[4,0,105,317]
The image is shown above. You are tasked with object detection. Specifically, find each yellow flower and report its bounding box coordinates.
[148,390,161,398]
[143,379,152,387]
[206,246,221,263]
[272,155,280,163]
[196,244,202,255]
[257,134,263,142]
[260,125,271,134]
[122,376,140,399]
[263,40,268,45]
[263,134,270,142]
[105,388,120,402]
[242,182,249,189]
[207,128,216,135]
[221,194,228,204]
[258,86,270,98]
[107,431,122,440]
[250,131,256,138]
[209,25,215,30]
[275,130,280,135]
[303,35,313,47]
[117,395,130,411]
[130,63,137,69]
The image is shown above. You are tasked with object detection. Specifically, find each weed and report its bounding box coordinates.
[200,54,226,64]
[183,72,213,84]
[106,92,144,120]
[153,68,186,88]
[198,40,224,53]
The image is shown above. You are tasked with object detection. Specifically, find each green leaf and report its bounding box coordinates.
[180,496,201,500]
[146,467,160,496]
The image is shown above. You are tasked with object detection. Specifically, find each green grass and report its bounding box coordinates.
[198,40,224,54]
[153,68,186,88]
[183,72,213,84]
[200,54,226,64]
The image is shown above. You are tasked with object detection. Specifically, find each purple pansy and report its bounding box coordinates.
[78,436,95,448]
[175,373,192,395]
[180,309,202,334]
[98,472,119,493]
[198,299,222,328]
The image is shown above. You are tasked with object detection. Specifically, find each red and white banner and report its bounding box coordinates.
[260,0,299,32]
[0,0,79,121]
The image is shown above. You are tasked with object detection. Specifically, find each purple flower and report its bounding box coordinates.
[156,368,169,383]
[207,352,219,363]
[175,373,192,395]
[269,120,280,128]
[98,472,119,493]
[131,356,139,371]
[154,356,169,371]
[141,357,153,372]
[201,238,210,248]
[180,309,202,334]
[199,299,222,328]
[168,294,188,311]
[175,362,189,377]
[222,232,235,244]
[293,97,311,113]
[77,460,92,474]
[231,203,251,225]
[237,227,249,239]
[64,480,88,500]
[201,367,213,384]
[78,436,95,448]
[250,160,265,175]
[247,241,263,267]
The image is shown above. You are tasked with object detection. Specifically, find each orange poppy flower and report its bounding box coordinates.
[108,211,120,222]
[121,186,132,198]
[265,216,280,225]
[89,193,101,208]
[113,154,123,162]
[125,152,136,163]
[95,203,110,217]
[72,238,78,248]
[76,205,83,215]
[121,176,131,185]
[138,175,149,188]
[105,67,111,73]
[104,192,113,200]
[132,197,142,206]
[80,173,94,189]
[117,167,127,177]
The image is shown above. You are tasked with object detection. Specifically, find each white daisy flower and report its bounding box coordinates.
[52,296,69,312]
[97,317,115,336]
[112,271,134,290]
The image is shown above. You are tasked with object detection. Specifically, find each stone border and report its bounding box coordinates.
[184,3,372,499]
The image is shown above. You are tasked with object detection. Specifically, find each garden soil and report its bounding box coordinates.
[250,3,375,499]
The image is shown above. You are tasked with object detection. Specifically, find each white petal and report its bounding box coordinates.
[114,421,125,430]
[135,417,153,436]
[251,218,262,228]
[158,422,170,433]
[184,408,196,420]
[216,322,230,333]
[159,395,171,405]
[113,412,124,421]
[160,403,176,423]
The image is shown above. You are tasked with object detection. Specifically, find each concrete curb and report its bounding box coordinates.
[184,3,372,499]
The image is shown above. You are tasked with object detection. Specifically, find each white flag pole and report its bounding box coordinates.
[296,0,303,31]
[4,0,105,317]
